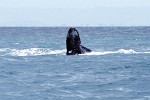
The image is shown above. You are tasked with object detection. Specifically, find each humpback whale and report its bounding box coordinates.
[66,27,91,55]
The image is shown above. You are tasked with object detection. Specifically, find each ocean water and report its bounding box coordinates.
[0,27,150,100]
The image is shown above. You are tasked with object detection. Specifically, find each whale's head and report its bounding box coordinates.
[67,27,79,38]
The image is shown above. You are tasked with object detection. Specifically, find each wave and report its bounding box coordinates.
[0,48,66,56]
[83,49,150,55]
[82,49,144,55]
[9,48,66,56]
[0,48,150,57]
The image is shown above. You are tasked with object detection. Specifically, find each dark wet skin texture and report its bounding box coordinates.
[66,28,91,55]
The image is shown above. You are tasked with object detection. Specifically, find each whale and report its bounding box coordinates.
[66,27,91,55]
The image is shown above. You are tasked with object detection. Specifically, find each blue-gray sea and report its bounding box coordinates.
[0,27,150,100]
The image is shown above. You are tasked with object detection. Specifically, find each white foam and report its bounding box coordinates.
[0,48,150,57]
[82,49,150,55]
[8,48,66,56]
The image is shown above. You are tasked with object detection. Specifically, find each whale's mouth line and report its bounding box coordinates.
[0,48,150,57]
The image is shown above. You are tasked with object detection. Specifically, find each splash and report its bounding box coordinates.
[8,48,66,56]
[0,48,150,57]
[82,49,150,55]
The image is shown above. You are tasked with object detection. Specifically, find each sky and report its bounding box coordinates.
[0,0,150,26]
[1,0,150,8]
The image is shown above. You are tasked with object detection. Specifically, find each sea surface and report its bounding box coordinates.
[0,27,150,100]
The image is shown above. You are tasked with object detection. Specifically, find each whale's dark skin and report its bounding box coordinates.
[66,28,91,55]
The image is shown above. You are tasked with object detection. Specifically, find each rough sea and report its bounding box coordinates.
[0,27,150,100]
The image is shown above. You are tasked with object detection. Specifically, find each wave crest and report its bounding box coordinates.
[0,48,150,56]
[83,49,150,55]
[9,48,66,56]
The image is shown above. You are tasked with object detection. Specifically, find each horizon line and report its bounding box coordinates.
[0,25,150,28]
